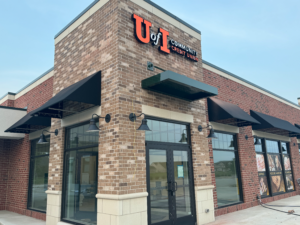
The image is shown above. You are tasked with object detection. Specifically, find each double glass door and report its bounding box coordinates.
[147,143,196,225]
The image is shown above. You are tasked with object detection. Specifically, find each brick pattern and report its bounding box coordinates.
[0,77,53,221]
[50,0,210,197]
[204,67,300,216]
[14,77,53,112]
[0,99,14,107]
[0,139,10,211]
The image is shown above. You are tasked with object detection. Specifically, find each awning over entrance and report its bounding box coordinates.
[251,110,300,137]
[208,98,260,127]
[141,70,218,101]
[31,71,101,119]
[5,108,51,134]
[0,106,27,139]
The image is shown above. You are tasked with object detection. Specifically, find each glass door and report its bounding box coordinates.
[76,153,97,221]
[147,143,196,225]
[63,150,98,225]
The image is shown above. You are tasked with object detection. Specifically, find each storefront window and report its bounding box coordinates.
[255,138,270,197]
[146,119,188,144]
[282,142,294,191]
[28,137,50,212]
[266,140,286,194]
[62,122,99,225]
[212,132,242,207]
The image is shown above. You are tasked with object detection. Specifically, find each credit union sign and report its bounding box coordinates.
[132,14,199,62]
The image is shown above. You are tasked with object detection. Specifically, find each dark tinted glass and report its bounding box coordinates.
[63,149,97,224]
[28,138,50,212]
[212,133,235,150]
[31,137,50,156]
[146,119,188,144]
[28,156,49,211]
[266,140,279,153]
[63,122,99,225]
[66,122,99,149]
[213,150,241,206]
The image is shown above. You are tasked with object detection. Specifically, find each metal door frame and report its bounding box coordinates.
[146,141,197,225]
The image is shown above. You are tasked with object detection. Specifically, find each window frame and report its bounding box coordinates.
[27,135,50,213]
[212,131,244,209]
[255,138,272,199]
[145,115,191,146]
[61,120,99,225]
[280,141,295,193]
[256,137,295,197]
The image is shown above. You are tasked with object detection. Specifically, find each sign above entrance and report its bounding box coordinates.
[132,14,199,62]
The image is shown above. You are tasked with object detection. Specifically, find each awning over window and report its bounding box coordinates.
[208,98,260,127]
[31,71,101,119]
[251,110,300,137]
[142,70,218,101]
[5,108,51,134]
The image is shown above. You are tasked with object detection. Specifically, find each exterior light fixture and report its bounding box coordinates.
[129,113,151,131]
[179,129,188,143]
[38,129,59,144]
[254,138,261,145]
[86,114,111,133]
[245,135,261,146]
[198,125,218,139]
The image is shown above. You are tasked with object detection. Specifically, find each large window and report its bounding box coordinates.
[255,138,270,197]
[146,119,188,144]
[28,137,50,212]
[281,142,294,192]
[212,132,242,207]
[62,122,99,225]
[255,139,294,197]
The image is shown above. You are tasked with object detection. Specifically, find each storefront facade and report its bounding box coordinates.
[0,1,300,225]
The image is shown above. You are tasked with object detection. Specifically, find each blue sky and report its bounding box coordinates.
[1,0,299,104]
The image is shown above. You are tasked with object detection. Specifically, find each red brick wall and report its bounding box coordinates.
[14,77,53,112]
[0,139,10,211]
[0,99,14,107]
[0,77,53,221]
[203,67,300,216]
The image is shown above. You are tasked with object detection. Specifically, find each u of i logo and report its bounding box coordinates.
[132,14,198,62]
[132,14,170,54]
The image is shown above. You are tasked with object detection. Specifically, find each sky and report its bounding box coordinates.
[0,0,300,104]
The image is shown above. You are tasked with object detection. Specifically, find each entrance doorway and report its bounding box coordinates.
[145,119,196,225]
[62,122,99,225]
[147,144,196,225]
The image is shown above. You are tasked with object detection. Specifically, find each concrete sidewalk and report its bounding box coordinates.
[0,211,45,225]
[209,196,300,225]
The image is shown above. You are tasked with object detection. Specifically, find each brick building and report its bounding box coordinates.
[0,0,299,225]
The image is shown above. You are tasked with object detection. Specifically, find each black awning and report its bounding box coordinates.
[208,98,260,127]
[141,70,218,101]
[5,109,51,134]
[32,71,101,119]
[251,110,300,137]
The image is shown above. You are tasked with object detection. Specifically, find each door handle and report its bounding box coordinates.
[174,182,178,192]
